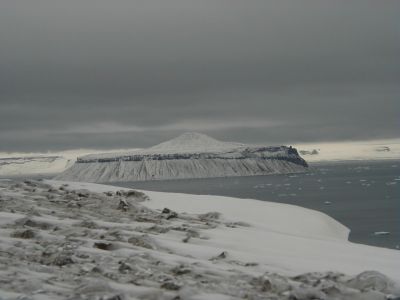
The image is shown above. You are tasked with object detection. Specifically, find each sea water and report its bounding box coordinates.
[112,160,400,250]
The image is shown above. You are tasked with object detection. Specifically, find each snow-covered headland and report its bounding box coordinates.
[55,133,308,183]
[0,155,71,177]
[0,179,399,299]
[0,149,140,178]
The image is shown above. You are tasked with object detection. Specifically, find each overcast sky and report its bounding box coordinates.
[0,0,399,151]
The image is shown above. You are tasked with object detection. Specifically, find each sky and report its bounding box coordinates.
[0,0,399,152]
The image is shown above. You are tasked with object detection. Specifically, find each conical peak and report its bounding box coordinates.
[148,132,240,154]
[171,132,219,143]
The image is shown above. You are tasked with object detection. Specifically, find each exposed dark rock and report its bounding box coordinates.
[94,242,114,251]
[211,251,228,261]
[161,281,181,290]
[11,229,35,239]
[162,207,178,219]
[162,208,172,214]
[118,261,133,274]
[118,199,129,211]
[171,265,191,276]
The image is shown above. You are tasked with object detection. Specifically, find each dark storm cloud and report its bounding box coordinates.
[0,0,399,151]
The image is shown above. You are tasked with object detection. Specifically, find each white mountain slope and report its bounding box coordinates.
[55,132,308,182]
[148,132,243,154]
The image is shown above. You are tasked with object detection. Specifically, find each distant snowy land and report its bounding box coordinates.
[296,138,400,163]
[0,155,71,176]
[55,132,308,182]
[1,136,399,178]
[0,179,399,299]
[0,149,139,177]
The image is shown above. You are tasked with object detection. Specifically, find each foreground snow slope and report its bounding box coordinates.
[1,179,399,300]
[50,180,400,281]
[55,132,308,182]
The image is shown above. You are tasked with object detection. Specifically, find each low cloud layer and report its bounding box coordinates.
[1,0,399,151]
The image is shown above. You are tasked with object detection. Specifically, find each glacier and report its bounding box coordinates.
[55,132,308,182]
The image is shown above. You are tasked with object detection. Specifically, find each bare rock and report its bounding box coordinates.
[161,281,181,291]
[11,229,35,239]
[162,207,178,219]
[118,199,129,211]
[94,242,115,251]
[210,251,228,261]
[171,264,191,276]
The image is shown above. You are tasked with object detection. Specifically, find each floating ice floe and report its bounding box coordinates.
[386,182,397,186]
[374,232,391,236]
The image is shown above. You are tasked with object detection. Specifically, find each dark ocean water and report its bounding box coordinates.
[110,160,400,250]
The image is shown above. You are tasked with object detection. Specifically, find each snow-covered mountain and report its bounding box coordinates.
[55,132,308,182]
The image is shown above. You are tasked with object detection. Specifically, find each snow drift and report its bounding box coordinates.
[55,132,308,182]
[1,179,398,299]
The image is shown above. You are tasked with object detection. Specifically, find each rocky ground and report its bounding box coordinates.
[0,179,399,300]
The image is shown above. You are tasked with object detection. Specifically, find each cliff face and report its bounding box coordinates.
[55,133,308,182]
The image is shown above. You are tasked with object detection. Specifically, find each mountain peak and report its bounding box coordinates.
[148,132,239,153]
[171,132,219,143]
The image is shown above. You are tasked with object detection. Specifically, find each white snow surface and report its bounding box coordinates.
[0,155,71,176]
[48,180,400,280]
[1,179,399,299]
[295,138,400,162]
[147,132,244,154]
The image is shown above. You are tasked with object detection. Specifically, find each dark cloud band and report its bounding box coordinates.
[0,0,399,151]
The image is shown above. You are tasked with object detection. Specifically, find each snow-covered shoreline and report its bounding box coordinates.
[1,179,399,299]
